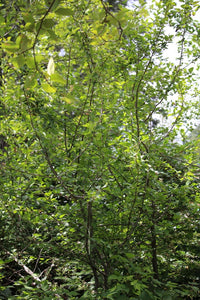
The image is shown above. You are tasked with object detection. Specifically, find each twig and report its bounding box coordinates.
[7,251,41,282]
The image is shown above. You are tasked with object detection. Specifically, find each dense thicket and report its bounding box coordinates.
[0,0,199,299]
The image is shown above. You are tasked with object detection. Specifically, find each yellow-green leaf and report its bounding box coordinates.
[2,42,19,53]
[20,35,32,51]
[11,55,25,68]
[25,22,35,32]
[42,83,56,93]
[51,72,65,84]
[62,95,79,106]
[26,57,35,68]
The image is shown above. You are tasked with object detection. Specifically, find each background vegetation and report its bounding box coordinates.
[0,0,199,299]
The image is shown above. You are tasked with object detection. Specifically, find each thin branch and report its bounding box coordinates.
[64,42,73,152]
[159,100,184,142]
[38,259,55,281]
[23,89,78,200]
[33,0,57,49]
[131,22,166,143]
[107,165,123,190]
[33,249,43,273]
[100,0,123,39]
[68,80,94,155]
[7,251,41,282]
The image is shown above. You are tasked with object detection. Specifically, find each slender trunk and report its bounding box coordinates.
[86,200,99,290]
[151,200,159,279]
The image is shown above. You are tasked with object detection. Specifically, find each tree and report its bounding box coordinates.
[0,0,200,299]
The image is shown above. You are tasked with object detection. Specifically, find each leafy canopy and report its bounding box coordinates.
[0,0,200,299]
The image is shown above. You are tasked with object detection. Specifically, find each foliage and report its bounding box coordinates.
[0,0,200,299]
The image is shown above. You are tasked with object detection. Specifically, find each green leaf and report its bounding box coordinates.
[2,42,19,53]
[24,75,37,89]
[108,274,123,282]
[22,13,35,31]
[45,0,61,11]
[45,29,58,40]
[107,284,129,296]
[62,95,79,106]
[125,252,135,259]
[83,121,96,131]
[19,35,32,51]
[163,296,173,300]
[55,8,73,16]
[26,56,35,68]
[140,291,154,300]
[51,72,66,84]
[11,55,25,68]
[24,22,35,32]
[42,82,57,93]
[43,18,56,28]
[35,54,45,63]
[188,67,194,73]
[22,12,35,24]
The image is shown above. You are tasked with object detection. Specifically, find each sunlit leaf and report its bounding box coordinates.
[11,55,25,68]
[26,57,35,68]
[2,42,19,53]
[47,57,55,75]
[42,82,57,93]
[62,95,78,106]
[51,72,65,84]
